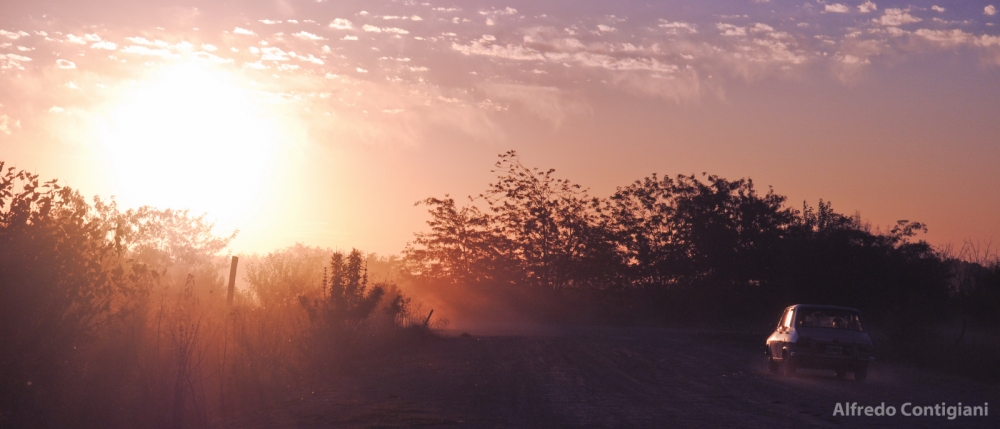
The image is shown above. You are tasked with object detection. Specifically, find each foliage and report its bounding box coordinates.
[0,161,423,428]
[402,151,971,334]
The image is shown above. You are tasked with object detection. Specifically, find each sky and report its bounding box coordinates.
[1,0,998,256]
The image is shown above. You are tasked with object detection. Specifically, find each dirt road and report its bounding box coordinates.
[240,327,997,428]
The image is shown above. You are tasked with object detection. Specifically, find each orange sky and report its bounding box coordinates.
[1,0,999,256]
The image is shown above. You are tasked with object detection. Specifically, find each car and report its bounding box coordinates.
[765,304,874,381]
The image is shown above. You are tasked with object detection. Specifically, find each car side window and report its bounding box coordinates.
[783,309,794,328]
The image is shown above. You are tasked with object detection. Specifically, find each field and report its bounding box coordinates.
[235,326,997,429]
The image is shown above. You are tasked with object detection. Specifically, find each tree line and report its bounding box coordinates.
[402,151,998,330]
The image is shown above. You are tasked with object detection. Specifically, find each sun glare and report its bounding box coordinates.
[95,63,285,235]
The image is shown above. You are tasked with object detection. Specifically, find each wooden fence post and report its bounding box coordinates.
[226,256,238,306]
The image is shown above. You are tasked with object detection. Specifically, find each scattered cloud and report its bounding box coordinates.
[858,1,877,13]
[452,41,545,61]
[0,53,31,70]
[233,27,256,35]
[66,34,87,44]
[931,6,945,13]
[914,28,975,46]
[0,114,13,135]
[293,31,326,40]
[875,8,922,26]
[55,59,76,69]
[658,20,697,34]
[825,4,850,13]
[717,23,747,36]
[0,29,28,40]
[987,5,997,16]
[90,41,117,50]
[361,25,409,34]
[329,18,353,30]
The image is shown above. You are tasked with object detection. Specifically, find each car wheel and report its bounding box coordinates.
[854,364,868,382]
[767,357,779,374]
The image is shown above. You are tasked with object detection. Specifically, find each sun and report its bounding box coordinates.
[95,62,286,234]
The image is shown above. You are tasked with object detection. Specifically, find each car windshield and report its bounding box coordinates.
[795,308,864,331]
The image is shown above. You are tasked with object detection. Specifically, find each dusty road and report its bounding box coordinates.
[240,327,997,428]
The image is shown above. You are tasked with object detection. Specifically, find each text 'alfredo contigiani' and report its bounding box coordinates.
[833,402,988,420]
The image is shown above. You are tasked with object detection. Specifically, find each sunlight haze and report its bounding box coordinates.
[1,0,998,255]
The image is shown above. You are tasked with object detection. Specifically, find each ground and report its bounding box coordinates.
[236,326,997,428]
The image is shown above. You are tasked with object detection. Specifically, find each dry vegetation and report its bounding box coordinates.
[0,162,431,428]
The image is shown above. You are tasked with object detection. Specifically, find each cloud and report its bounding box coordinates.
[914,28,975,46]
[298,54,324,65]
[234,27,256,35]
[293,31,326,40]
[260,47,290,61]
[452,41,546,60]
[658,20,697,34]
[0,114,13,135]
[126,37,168,47]
[0,29,28,40]
[0,53,31,70]
[825,4,850,13]
[363,25,381,32]
[356,67,368,73]
[987,6,997,16]
[66,34,87,44]
[858,1,877,13]
[202,43,217,51]
[342,35,358,41]
[931,5,945,13]
[717,23,747,36]
[839,54,869,64]
[90,41,118,50]
[260,19,280,24]
[329,18,353,30]
[56,59,76,69]
[597,24,617,33]
[875,8,922,26]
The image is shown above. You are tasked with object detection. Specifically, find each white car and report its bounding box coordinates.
[766,304,874,381]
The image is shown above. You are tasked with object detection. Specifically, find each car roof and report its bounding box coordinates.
[786,304,861,313]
